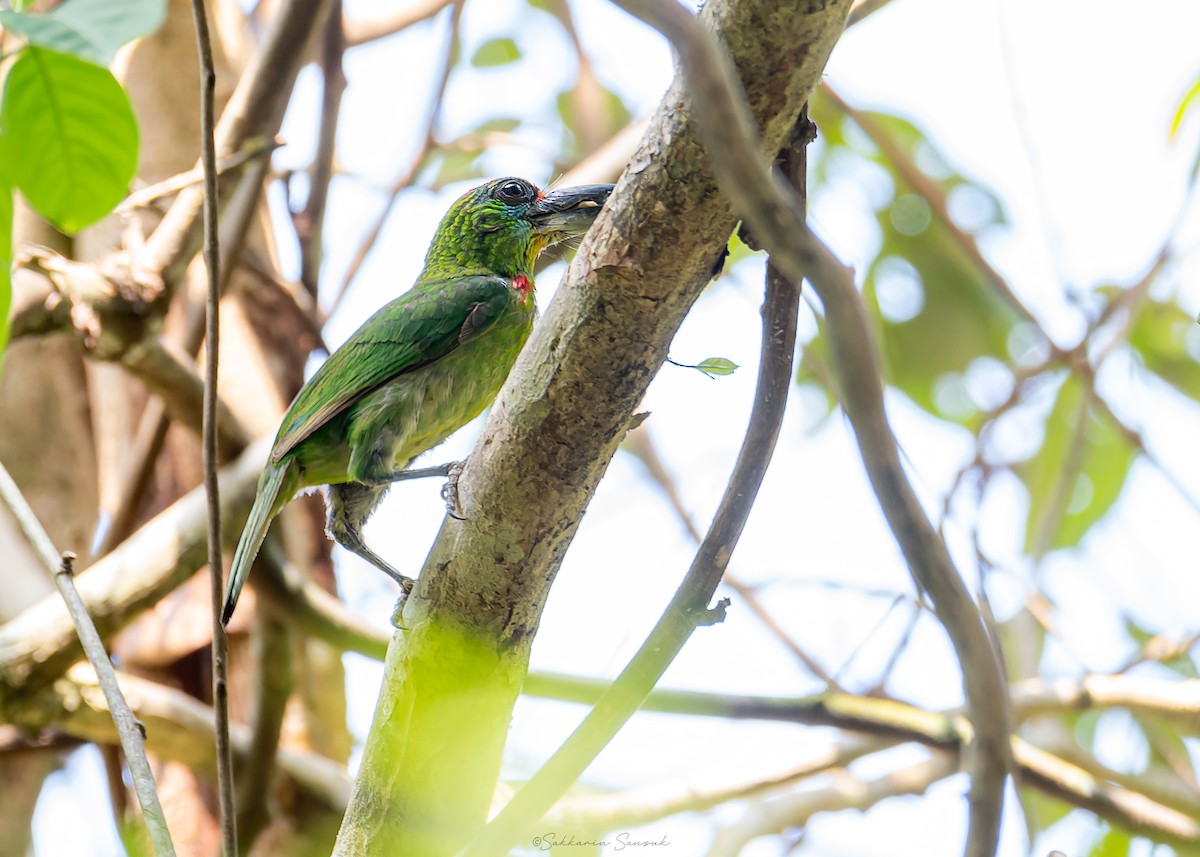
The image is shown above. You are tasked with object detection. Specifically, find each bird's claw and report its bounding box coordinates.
[440,460,466,520]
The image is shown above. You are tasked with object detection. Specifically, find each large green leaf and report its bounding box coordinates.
[0,47,139,234]
[1128,297,1200,404]
[0,0,165,65]
[1018,373,1137,557]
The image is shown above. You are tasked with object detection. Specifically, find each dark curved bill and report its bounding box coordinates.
[526,183,614,243]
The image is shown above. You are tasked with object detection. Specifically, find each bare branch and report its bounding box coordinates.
[50,664,352,811]
[114,137,280,214]
[140,0,335,293]
[326,0,463,316]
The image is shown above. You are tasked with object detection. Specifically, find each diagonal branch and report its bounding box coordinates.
[0,465,177,856]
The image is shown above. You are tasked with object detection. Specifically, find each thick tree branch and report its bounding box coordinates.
[333,1,850,854]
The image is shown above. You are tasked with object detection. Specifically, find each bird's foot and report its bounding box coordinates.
[440,460,466,520]
[391,577,414,629]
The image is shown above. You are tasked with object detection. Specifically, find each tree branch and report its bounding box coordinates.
[332,1,850,853]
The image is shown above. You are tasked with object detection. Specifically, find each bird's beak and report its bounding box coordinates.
[525,184,614,245]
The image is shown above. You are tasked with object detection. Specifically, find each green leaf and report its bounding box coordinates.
[471,37,521,68]
[0,183,11,379]
[1128,297,1200,404]
[0,47,139,233]
[695,357,738,377]
[1171,76,1200,138]
[668,356,738,378]
[0,0,165,65]
[1018,374,1137,557]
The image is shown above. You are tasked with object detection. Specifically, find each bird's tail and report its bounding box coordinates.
[222,459,296,626]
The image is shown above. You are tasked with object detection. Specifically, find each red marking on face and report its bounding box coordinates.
[536,189,545,200]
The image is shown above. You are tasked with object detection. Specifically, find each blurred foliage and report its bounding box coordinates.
[1017,373,1135,557]
[804,88,1018,427]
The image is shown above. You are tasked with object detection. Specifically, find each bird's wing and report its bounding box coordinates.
[271,275,514,461]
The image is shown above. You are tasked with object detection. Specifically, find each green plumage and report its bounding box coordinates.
[222,177,612,624]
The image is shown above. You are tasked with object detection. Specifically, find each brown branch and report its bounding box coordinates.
[603,4,1010,857]
[236,614,294,845]
[343,0,454,47]
[50,664,352,811]
[186,0,237,848]
[294,1,346,297]
[114,137,280,215]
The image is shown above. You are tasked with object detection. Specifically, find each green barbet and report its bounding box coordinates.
[221,177,613,624]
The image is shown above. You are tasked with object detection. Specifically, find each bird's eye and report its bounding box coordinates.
[495,179,533,203]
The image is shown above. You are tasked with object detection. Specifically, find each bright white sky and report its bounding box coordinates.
[34,1,1200,855]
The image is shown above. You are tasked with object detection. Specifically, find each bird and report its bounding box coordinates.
[221,177,613,624]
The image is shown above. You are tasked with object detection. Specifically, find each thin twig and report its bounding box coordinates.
[294,1,346,297]
[457,113,809,857]
[140,0,333,294]
[0,464,177,856]
[55,555,178,857]
[188,0,237,852]
[603,5,1011,857]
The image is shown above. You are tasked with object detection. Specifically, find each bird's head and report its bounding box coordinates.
[424,177,614,279]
